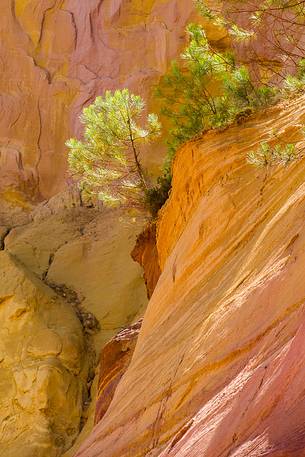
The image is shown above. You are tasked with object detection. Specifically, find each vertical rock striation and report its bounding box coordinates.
[0,0,196,199]
[0,1,198,455]
[95,319,142,425]
[131,223,161,299]
[76,95,305,456]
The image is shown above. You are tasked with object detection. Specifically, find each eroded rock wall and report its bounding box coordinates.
[0,251,88,457]
[5,2,305,456]
[4,195,147,351]
[0,193,150,454]
[0,0,195,199]
[76,95,305,456]
[0,2,199,454]
[131,223,161,299]
[95,319,142,426]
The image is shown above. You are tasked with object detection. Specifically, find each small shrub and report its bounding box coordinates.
[144,172,172,217]
[154,0,305,196]
[155,19,277,192]
[283,59,305,94]
[195,0,305,81]
[247,141,303,168]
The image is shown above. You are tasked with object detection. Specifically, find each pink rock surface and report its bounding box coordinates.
[75,95,305,456]
[0,0,195,200]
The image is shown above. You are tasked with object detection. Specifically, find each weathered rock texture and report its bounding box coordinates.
[0,0,196,199]
[4,195,147,351]
[0,250,88,457]
[0,0,191,448]
[0,1,203,456]
[131,224,161,298]
[4,1,305,456]
[76,94,305,456]
[0,192,148,456]
[95,319,142,425]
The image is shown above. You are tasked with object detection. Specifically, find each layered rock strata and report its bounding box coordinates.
[95,319,143,425]
[76,94,305,456]
[131,224,161,299]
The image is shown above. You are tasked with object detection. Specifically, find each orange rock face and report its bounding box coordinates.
[75,95,305,456]
[131,223,161,298]
[0,0,195,200]
[94,320,142,426]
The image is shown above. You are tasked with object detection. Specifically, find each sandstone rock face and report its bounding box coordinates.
[131,224,161,298]
[0,193,148,456]
[0,251,88,457]
[76,95,305,456]
[4,194,148,350]
[0,3,196,454]
[95,319,142,425]
[0,0,195,199]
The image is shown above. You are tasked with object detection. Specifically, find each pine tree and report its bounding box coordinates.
[196,0,305,82]
[156,22,275,165]
[66,89,161,207]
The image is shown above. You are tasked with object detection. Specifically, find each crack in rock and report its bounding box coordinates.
[0,227,12,251]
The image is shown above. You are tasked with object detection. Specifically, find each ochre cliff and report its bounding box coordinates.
[0,250,88,457]
[95,319,142,426]
[76,94,305,456]
[0,0,195,199]
[3,2,305,457]
[0,2,198,455]
[131,224,161,299]
[0,193,148,457]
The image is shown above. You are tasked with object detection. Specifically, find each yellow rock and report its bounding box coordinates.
[0,251,88,457]
[5,200,148,351]
[27,329,62,357]
[3,194,148,456]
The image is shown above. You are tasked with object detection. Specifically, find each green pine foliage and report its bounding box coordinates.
[156,22,276,165]
[247,140,304,168]
[195,0,254,41]
[283,59,305,93]
[66,89,161,207]
[196,0,305,35]
[144,173,172,217]
[154,0,305,194]
[66,0,305,218]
